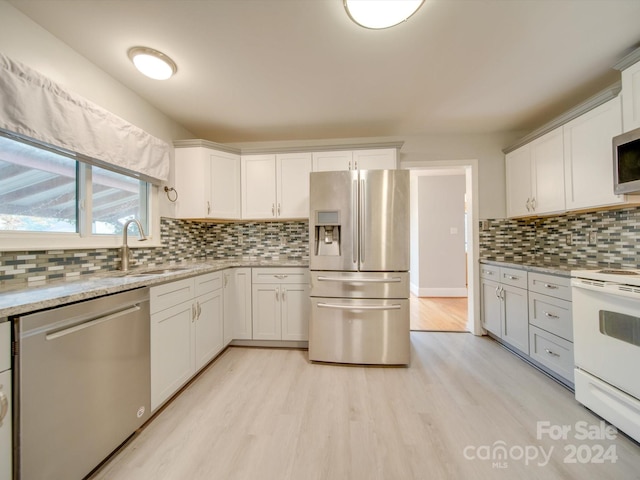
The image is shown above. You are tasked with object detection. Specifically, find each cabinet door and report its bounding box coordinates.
[0,370,11,480]
[194,289,224,370]
[621,60,640,132]
[174,147,210,218]
[564,97,624,210]
[223,268,253,342]
[151,301,195,411]
[530,128,565,214]
[480,278,501,336]
[252,284,281,340]
[281,283,310,341]
[312,151,353,171]
[242,154,277,219]
[277,152,312,218]
[505,145,532,217]
[501,284,529,354]
[353,148,397,170]
[210,151,241,219]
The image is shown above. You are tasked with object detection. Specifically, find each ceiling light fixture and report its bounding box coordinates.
[344,0,425,29]
[127,46,177,80]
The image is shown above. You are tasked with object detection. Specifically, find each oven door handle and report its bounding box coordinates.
[317,303,401,311]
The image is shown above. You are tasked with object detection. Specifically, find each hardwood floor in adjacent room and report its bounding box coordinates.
[92,334,640,480]
[410,295,468,332]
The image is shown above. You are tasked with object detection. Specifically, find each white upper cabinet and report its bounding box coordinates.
[506,128,564,218]
[312,150,353,171]
[242,153,312,219]
[174,145,241,219]
[352,148,397,170]
[563,97,624,210]
[312,148,397,172]
[505,145,533,218]
[277,153,312,218]
[530,128,565,214]
[621,58,640,132]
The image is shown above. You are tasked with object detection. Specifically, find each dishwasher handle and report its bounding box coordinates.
[45,304,142,341]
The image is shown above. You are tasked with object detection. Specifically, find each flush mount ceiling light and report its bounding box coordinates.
[127,47,177,80]
[344,0,425,29]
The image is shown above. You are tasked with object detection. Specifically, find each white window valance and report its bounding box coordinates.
[0,53,169,183]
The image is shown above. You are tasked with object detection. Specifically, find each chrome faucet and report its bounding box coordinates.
[120,218,147,271]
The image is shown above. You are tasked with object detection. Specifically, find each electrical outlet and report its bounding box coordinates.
[588,231,597,244]
[565,234,573,246]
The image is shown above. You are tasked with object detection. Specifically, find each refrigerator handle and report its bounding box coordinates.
[317,303,402,311]
[353,179,358,264]
[360,178,365,264]
[316,276,402,283]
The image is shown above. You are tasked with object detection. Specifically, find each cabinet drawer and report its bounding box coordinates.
[195,272,223,296]
[529,325,574,383]
[528,273,571,301]
[0,321,10,372]
[252,267,309,284]
[150,278,195,314]
[479,264,500,280]
[499,267,528,289]
[529,292,573,341]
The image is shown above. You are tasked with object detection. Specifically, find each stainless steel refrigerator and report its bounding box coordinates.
[309,169,410,365]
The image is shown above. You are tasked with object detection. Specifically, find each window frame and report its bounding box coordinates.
[0,134,161,251]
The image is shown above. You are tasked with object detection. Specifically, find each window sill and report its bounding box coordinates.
[0,233,163,252]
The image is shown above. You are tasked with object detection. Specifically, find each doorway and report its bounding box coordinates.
[405,162,480,334]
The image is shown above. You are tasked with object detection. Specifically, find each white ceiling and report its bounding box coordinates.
[8,0,640,144]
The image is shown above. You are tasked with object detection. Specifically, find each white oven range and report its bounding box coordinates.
[571,268,640,443]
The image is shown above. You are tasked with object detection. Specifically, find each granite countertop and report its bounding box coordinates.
[479,258,599,277]
[0,258,309,319]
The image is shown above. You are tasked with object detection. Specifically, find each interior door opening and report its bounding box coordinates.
[407,162,479,334]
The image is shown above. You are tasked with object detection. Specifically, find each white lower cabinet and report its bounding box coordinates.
[223,268,252,343]
[251,268,310,341]
[150,273,223,411]
[0,322,11,480]
[480,265,529,355]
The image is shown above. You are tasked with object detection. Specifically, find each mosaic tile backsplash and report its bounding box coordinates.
[0,218,309,287]
[479,206,640,269]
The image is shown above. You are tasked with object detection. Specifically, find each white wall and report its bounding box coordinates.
[0,1,194,217]
[416,174,467,296]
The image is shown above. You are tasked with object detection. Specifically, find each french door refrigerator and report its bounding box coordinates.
[309,169,410,365]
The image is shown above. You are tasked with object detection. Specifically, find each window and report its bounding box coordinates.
[0,132,156,248]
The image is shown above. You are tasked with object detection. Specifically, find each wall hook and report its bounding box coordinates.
[164,186,178,202]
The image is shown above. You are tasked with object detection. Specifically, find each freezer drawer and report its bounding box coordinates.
[310,271,409,299]
[309,297,409,365]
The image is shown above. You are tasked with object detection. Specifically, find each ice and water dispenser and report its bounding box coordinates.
[313,210,341,256]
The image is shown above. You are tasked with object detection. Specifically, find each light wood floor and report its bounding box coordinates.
[93,334,640,480]
[410,296,468,332]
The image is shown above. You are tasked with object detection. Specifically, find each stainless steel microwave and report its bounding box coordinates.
[613,126,640,194]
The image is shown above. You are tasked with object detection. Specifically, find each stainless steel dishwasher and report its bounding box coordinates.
[13,287,151,480]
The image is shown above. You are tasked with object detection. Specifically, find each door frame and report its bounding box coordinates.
[404,159,481,335]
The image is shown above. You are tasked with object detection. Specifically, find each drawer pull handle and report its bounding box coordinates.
[317,303,401,311]
[505,275,519,280]
[316,276,401,283]
[483,270,494,275]
[543,283,559,289]
[544,348,560,357]
[543,311,559,319]
[274,274,288,279]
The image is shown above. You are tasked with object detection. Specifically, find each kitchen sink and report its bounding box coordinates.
[119,267,191,277]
